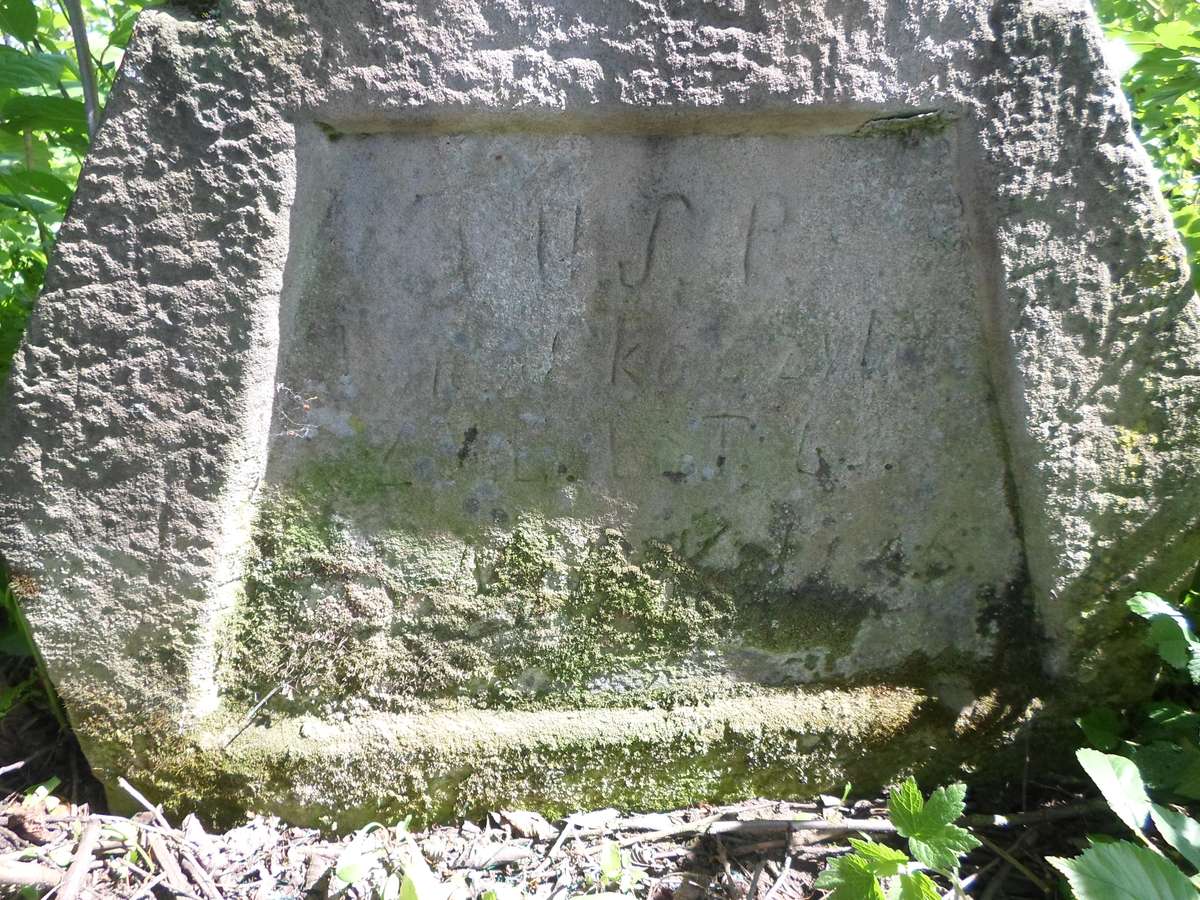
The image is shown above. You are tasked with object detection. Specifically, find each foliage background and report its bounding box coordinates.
[1098,0,1200,282]
[0,0,148,384]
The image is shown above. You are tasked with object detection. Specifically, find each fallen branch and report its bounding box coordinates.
[965,800,1107,829]
[149,831,194,897]
[58,819,102,900]
[0,858,63,888]
[118,777,172,830]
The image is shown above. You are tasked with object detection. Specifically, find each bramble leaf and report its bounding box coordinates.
[887,777,980,873]
[813,853,886,900]
[846,837,908,877]
[897,871,942,900]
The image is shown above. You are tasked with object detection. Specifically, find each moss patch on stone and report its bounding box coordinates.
[216,439,992,718]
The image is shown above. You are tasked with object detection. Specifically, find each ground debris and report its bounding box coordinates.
[0,783,1104,899]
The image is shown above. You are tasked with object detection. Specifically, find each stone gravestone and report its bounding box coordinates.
[2,0,1198,827]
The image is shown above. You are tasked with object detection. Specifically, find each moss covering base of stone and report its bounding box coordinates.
[68,682,1046,833]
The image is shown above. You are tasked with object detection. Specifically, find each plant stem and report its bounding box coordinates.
[61,0,100,140]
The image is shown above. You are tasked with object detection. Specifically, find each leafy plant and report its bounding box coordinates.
[814,777,979,899]
[1078,593,1200,802]
[0,0,154,384]
[1049,749,1200,899]
[1054,594,1200,898]
[328,820,459,900]
[1097,0,1200,284]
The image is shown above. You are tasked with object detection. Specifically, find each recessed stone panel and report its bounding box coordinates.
[227,125,1019,716]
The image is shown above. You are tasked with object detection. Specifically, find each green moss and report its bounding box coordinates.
[215,440,908,717]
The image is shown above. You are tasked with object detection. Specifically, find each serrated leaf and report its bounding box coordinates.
[1048,841,1197,900]
[888,778,926,836]
[1151,804,1200,871]
[908,825,979,873]
[896,872,942,900]
[846,837,909,877]
[887,777,980,874]
[1078,749,1153,836]
[923,783,967,826]
[814,854,886,900]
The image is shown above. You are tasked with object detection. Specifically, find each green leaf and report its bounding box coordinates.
[0,0,37,44]
[599,840,622,885]
[1080,709,1124,751]
[897,872,942,900]
[0,49,67,90]
[1154,20,1200,50]
[1128,593,1200,675]
[813,853,886,900]
[398,874,419,900]
[0,95,87,135]
[1077,749,1153,836]
[1150,804,1200,871]
[846,837,909,877]
[0,192,57,218]
[923,783,968,825]
[888,778,926,833]
[887,777,980,873]
[1047,841,1198,900]
[0,171,71,205]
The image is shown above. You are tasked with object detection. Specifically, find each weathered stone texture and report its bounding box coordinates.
[1,0,1197,825]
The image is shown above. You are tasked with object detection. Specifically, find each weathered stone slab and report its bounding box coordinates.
[2,0,1198,826]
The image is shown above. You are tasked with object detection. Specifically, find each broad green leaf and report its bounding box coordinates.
[1151,804,1200,871]
[0,192,57,218]
[394,833,443,900]
[0,95,87,134]
[1077,749,1153,836]
[0,171,71,205]
[923,783,968,825]
[896,872,942,900]
[0,49,67,90]
[907,828,979,873]
[1154,20,1200,50]
[0,0,37,44]
[1048,841,1197,900]
[846,837,908,877]
[1129,594,1200,673]
[813,853,886,900]
[398,874,419,900]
